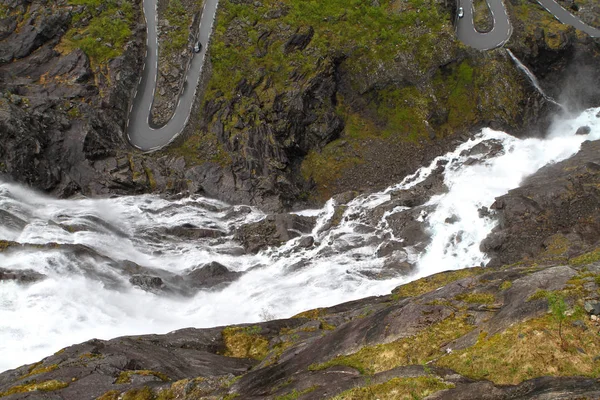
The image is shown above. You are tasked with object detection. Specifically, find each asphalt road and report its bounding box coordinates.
[456,0,599,50]
[126,0,598,151]
[126,0,219,151]
[536,0,600,37]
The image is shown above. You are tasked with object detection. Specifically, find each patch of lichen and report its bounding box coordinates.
[309,314,474,374]
[392,267,486,299]
[331,376,454,400]
[221,326,269,360]
[56,0,135,67]
[0,380,69,397]
[437,311,600,384]
[115,370,170,384]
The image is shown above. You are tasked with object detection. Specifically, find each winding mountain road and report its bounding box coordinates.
[126,0,219,151]
[126,0,599,151]
[456,0,600,50]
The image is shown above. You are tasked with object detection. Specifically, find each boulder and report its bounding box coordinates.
[0,268,45,283]
[235,214,316,253]
[575,126,591,135]
[185,262,242,289]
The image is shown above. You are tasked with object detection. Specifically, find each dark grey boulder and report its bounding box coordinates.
[185,262,242,289]
[0,268,45,284]
[235,214,316,253]
[575,125,591,135]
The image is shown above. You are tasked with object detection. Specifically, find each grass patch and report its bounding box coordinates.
[222,326,269,360]
[309,314,474,375]
[57,0,135,66]
[0,380,69,397]
[499,281,513,291]
[437,312,600,384]
[392,267,486,299]
[163,0,192,57]
[570,248,600,267]
[331,376,454,400]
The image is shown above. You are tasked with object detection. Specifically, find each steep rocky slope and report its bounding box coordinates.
[0,0,599,210]
[482,134,600,267]
[2,258,600,399]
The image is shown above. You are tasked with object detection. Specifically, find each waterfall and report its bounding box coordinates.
[1,107,599,372]
[506,49,563,109]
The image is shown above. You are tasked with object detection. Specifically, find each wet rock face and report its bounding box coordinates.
[234,214,316,253]
[3,262,599,399]
[0,268,45,283]
[481,139,600,267]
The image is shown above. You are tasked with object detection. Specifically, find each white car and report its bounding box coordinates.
[458,7,464,18]
[193,42,202,53]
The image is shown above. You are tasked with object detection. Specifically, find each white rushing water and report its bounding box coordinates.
[0,107,599,372]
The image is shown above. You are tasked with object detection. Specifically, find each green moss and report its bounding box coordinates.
[499,281,513,291]
[331,376,453,400]
[222,326,269,360]
[392,267,486,299]
[309,314,474,375]
[115,370,170,384]
[20,363,59,379]
[455,292,496,305]
[0,380,69,397]
[570,248,600,266]
[275,386,318,400]
[437,313,600,384]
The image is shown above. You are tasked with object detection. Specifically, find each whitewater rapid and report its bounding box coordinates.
[1,107,599,372]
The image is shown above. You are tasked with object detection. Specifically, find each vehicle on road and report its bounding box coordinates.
[193,41,202,53]
[458,7,464,18]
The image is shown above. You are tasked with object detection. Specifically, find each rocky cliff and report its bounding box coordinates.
[1,0,599,210]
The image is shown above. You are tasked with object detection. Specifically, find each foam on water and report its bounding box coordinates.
[0,107,599,372]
